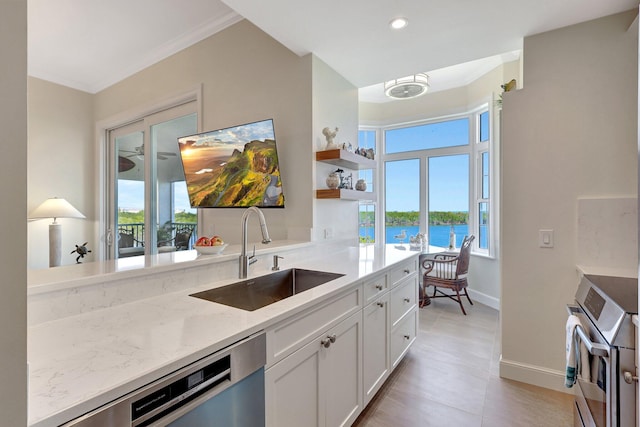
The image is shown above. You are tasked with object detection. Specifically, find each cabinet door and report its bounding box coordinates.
[265,337,325,427]
[323,311,363,427]
[390,309,417,369]
[363,293,389,405]
[390,275,418,327]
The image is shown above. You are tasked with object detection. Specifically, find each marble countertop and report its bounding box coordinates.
[28,243,417,427]
[27,240,313,295]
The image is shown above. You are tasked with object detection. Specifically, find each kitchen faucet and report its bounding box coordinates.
[239,206,271,278]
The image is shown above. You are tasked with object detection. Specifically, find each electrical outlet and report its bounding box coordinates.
[324,228,333,239]
[539,229,554,248]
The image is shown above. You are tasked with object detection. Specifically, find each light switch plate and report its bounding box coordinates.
[539,229,554,248]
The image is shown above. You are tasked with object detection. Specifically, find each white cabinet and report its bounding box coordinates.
[363,292,389,404]
[391,309,417,368]
[389,274,418,369]
[265,311,363,427]
[265,255,419,426]
[362,273,387,306]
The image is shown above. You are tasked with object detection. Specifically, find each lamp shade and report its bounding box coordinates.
[29,197,85,221]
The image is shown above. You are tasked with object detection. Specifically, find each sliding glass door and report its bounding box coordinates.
[108,102,197,259]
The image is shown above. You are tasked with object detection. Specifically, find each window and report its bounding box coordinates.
[476,110,490,251]
[428,155,469,248]
[385,118,469,153]
[366,104,493,255]
[108,102,198,258]
[358,130,377,243]
[385,159,420,244]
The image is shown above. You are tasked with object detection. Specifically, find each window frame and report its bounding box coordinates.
[357,127,379,244]
[97,87,202,261]
[364,101,494,257]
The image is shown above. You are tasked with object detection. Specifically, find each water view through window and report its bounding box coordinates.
[360,114,489,249]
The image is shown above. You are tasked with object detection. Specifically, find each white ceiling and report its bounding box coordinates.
[28,0,638,97]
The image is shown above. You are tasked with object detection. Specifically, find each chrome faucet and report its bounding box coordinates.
[239,206,271,278]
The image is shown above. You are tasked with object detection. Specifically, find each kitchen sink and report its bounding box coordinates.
[190,268,345,311]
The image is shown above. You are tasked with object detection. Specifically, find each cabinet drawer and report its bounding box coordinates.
[388,258,417,288]
[266,286,361,367]
[389,275,417,327]
[363,293,390,405]
[390,309,417,368]
[363,273,387,305]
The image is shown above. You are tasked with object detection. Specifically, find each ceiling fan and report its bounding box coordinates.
[119,143,177,160]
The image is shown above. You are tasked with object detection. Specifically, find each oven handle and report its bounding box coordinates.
[575,324,609,357]
[566,304,610,358]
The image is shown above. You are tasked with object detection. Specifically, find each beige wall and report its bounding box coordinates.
[27,20,359,261]
[27,78,95,269]
[501,10,638,391]
[359,62,520,306]
[92,20,314,246]
[0,0,27,424]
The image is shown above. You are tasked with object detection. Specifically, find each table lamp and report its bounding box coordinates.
[29,197,85,267]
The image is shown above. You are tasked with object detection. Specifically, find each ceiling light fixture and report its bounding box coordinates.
[389,17,408,30]
[384,73,429,99]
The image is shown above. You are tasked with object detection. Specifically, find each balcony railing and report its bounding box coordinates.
[117,222,198,257]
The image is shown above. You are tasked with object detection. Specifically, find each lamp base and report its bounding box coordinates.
[49,222,62,267]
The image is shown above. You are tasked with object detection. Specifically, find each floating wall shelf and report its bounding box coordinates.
[315,149,376,170]
[315,189,377,202]
[315,149,376,201]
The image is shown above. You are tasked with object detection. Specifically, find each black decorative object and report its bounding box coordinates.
[71,242,91,263]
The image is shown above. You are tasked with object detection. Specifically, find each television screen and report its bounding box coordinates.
[177,119,285,208]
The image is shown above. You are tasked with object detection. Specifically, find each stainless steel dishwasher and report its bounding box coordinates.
[63,332,266,427]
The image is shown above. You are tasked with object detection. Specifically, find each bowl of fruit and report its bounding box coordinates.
[194,235,227,255]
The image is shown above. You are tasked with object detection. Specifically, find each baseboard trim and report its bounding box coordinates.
[468,289,500,310]
[500,357,574,394]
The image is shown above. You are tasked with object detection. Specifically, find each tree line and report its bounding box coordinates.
[118,210,197,224]
[359,211,468,226]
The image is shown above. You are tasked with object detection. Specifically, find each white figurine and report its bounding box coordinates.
[322,127,339,150]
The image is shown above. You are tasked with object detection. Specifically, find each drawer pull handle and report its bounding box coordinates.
[403,298,410,303]
[375,284,383,291]
[403,269,410,274]
[403,334,411,340]
[377,302,385,308]
[321,334,337,348]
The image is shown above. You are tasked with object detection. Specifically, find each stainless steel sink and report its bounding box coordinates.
[190,268,345,311]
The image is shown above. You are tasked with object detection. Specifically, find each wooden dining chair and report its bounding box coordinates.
[421,235,475,314]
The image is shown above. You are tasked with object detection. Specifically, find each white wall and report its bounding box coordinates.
[501,10,638,391]
[27,78,95,269]
[0,0,28,424]
[312,55,361,242]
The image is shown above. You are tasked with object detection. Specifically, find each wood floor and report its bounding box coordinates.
[353,299,575,426]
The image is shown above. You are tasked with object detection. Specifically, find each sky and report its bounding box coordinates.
[118,180,193,212]
[178,119,275,155]
[364,118,473,213]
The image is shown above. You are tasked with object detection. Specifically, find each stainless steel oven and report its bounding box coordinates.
[568,274,637,427]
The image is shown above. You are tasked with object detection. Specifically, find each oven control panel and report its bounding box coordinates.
[584,287,605,320]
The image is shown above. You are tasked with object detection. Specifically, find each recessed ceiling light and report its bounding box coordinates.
[389,17,408,30]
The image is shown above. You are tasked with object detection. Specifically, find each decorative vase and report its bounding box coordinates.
[326,172,340,189]
[355,179,367,191]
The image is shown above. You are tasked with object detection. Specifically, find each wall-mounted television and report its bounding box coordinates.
[177,119,285,208]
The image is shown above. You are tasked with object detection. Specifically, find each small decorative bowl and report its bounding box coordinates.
[195,243,228,255]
